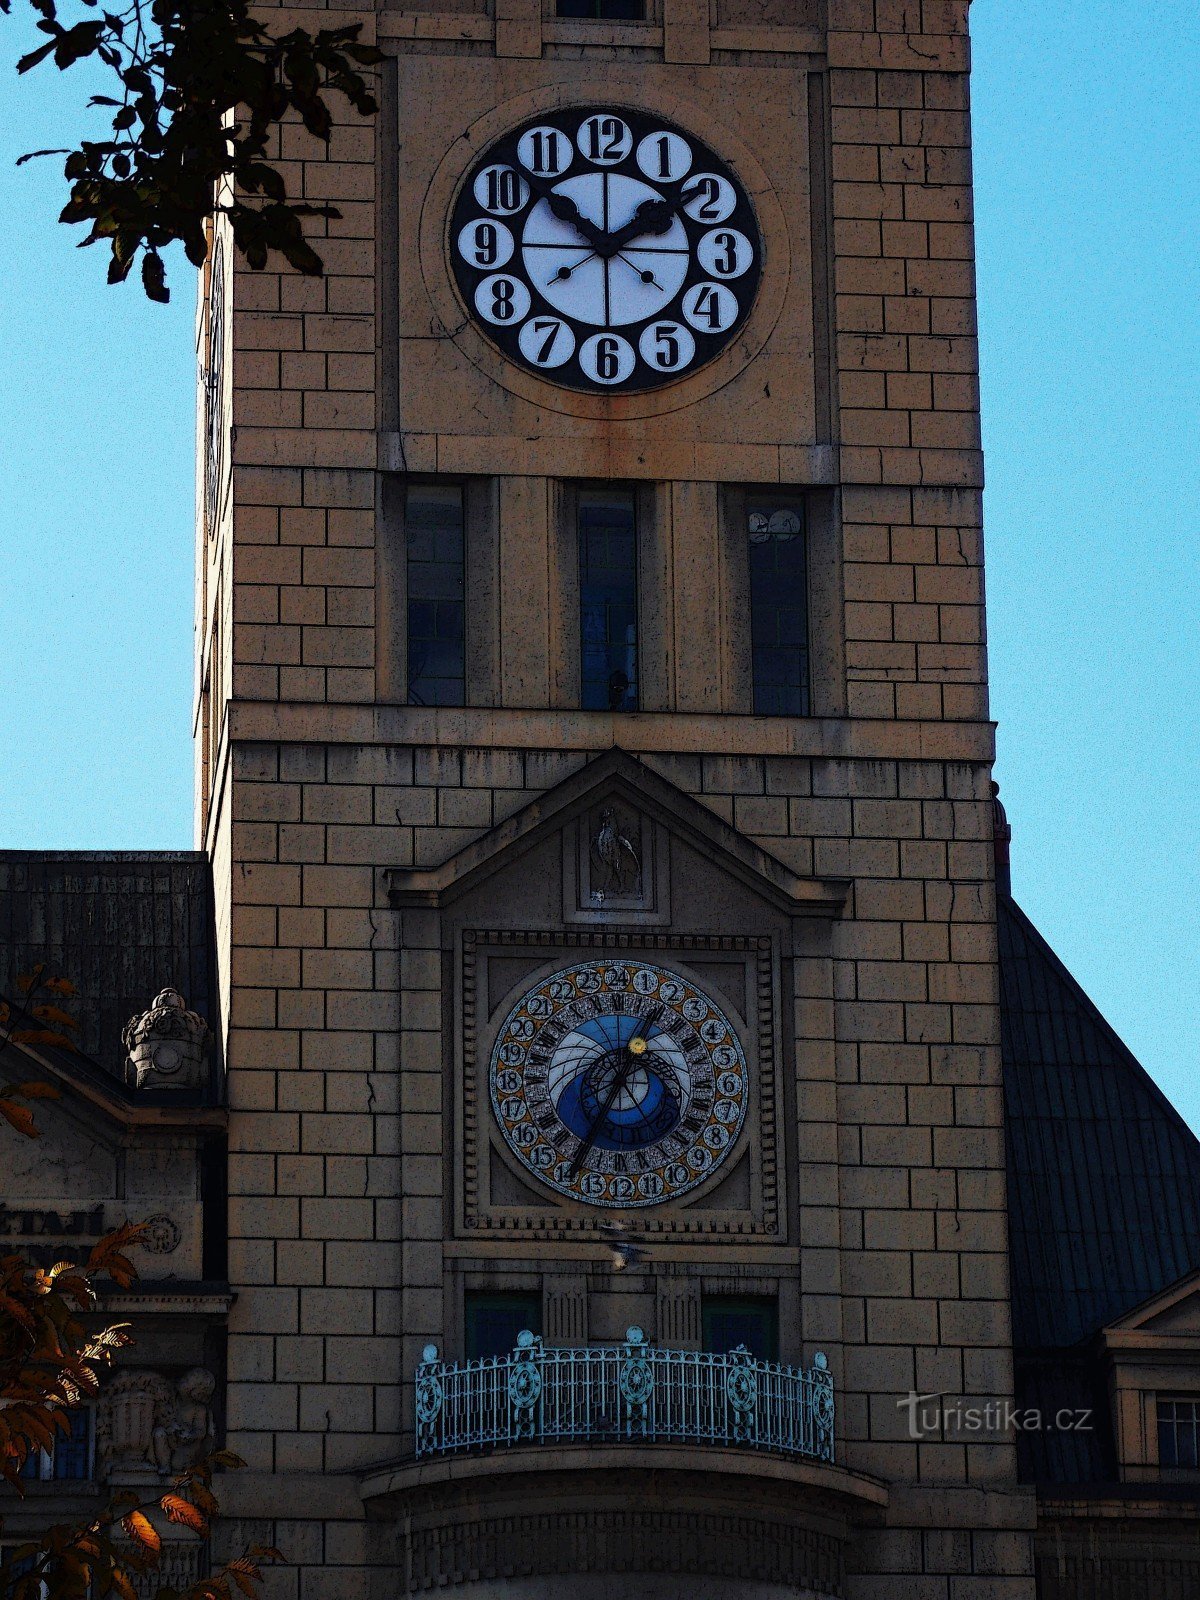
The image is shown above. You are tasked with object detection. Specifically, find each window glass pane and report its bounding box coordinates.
[579,491,638,711]
[465,1291,542,1361]
[702,1294,779,1361]
[556,0,645,16]
[1158,1397,1200,1469]
[747,496,809,717]
[53,1410,91,1481]
[407,484,465,707]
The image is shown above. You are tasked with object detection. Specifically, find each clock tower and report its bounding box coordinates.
[196,1,1033,1594]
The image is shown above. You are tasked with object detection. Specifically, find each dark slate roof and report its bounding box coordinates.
[0,852,213,1086]
[999,893,1200,1483]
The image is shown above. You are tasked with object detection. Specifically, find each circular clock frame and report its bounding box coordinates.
[448,106,763,396]
[421,84,790,420]
[488,957,750,1210]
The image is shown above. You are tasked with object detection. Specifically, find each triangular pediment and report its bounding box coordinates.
[384,748,847,915]
[1105,1269,1200,1339]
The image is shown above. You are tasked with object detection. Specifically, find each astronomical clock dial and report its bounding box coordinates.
[489,959,750,1208]
[449,107,763,394]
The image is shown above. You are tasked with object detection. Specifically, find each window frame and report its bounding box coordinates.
[17,1406,95,1485]
[553,0,647,19]
[379,475,500,708]
[701,1293,780,1362]
[720,484,844,720]
[463,1290,543,1362]
[559,481,662,713]
[1157,1394,1200,1470]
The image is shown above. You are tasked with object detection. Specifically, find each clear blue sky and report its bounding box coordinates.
[1,4,1198,1124]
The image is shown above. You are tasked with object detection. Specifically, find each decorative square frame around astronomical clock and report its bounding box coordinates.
[455,928,787,1241]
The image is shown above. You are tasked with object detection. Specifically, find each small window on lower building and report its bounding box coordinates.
[1158,1397,1200,1468]
[556,0,645,18]
[18,1407,93,1483]
[465,1290,542,1361]
[702,1294,779,1361]
[747,495,809,717]
[406,483,466,706]
[579,489,638,711]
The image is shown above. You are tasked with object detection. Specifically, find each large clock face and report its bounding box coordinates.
[449,107,763,394]
[489,959,749,1208]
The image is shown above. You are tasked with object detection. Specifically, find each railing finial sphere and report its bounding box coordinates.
[625,1325,646,1344]
[421,1343,439,1363]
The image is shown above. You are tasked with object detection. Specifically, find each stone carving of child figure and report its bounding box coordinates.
[152,1368,216,1474]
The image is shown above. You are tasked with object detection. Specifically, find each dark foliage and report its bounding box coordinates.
[4,0,381,298]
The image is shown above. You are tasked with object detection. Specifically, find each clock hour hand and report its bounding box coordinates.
[604,197,676,253]
[521,169,610,253]
[567,1047,636,1180]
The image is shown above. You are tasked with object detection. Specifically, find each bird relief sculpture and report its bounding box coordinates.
[590,806,642,904]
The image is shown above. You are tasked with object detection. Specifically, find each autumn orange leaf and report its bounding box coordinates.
[121,1511,161,1552]
[162,1493,208,1534]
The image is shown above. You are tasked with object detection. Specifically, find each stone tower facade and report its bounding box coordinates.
[196,0,1035,1593]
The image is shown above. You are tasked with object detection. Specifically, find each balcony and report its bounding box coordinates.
[414,1325,835,1465]
[359,1328,888,1595]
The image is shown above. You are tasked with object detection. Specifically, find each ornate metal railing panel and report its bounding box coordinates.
[415,1327,834,1465]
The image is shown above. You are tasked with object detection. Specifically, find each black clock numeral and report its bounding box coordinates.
[474,163,529,216]
[578,114,632,166]
[638,320,695,373]
[474,222,500,266]
[492,279,516,320]
[519,126,569,177]
[682,281,738,334]
[474,272,531,327]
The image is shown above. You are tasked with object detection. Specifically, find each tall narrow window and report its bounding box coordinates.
[1158,1397,1200,1468]
[702,1294,779,1361]
[579,489,638,711]
[465,1291,542,1361]
[556,0,644,18]
[407,483,466,706]
[747,495,809,717]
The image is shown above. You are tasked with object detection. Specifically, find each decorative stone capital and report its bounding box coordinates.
[122,989,211,1090]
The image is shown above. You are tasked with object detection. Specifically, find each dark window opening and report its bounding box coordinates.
[1158,1397,1200,1468]
[407,483,465,707]
[747,494,809,717]
[465,1290,542,1361]
[19,1408,92,1482]
[702,1294,779,1362]
[556,0,645,18]
[579,489,638,711]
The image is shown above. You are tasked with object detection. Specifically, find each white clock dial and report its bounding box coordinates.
[449,106,763,393]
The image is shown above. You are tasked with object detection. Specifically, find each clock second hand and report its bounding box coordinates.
[614,251,664,291]
[547,249,598,287]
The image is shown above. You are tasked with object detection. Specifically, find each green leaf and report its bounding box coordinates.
[141,251,170,302]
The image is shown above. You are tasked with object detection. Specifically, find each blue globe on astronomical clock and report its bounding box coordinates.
[552,1014,683,1150]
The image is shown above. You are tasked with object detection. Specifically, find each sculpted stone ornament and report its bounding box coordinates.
[591,806,641,898]
[123,988,212,1090]
[97,1368,216,1481]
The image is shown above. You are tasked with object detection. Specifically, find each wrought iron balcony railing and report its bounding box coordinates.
[414,1327,834,1465]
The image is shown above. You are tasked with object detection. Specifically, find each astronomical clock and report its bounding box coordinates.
[488,958,750,1209]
